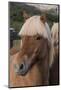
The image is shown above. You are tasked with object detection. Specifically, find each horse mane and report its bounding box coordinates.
[51,23,58,36]
[50,23,59,67]
[19,16,51,42]
[18,15,54,68]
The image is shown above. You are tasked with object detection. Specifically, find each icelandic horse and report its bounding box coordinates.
[9,15,54,87]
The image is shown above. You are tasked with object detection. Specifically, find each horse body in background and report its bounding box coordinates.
[9,15,53,87]
[49,23,59,85]
[51,23,59,57]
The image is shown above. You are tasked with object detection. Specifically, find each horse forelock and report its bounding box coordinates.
[19,16,51,42]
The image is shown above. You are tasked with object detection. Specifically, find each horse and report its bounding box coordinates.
[49,23,59,85]
[9,15,53,87]
[51,23,59,57]
[10,47,20,55]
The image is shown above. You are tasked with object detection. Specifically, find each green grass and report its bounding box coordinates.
[10,21,23,31]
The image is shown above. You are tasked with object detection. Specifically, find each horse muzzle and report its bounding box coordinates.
[14,61,29,76]
[14,48,40,76]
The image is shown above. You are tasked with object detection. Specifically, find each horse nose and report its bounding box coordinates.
[19,62,28,75]
[19,63,24,70]
[14,61,28,76]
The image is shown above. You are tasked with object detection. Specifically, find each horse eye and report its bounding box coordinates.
[36,36,41,40]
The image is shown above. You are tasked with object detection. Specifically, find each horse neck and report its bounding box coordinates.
[37,53,49,85]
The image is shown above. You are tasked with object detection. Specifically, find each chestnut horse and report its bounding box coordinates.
[9,15,53,87]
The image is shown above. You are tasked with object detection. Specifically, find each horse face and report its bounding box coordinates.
[13,35,49,76]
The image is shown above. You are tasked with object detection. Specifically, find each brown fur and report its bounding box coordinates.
[10,47,19,55]
[10,35,50,87]
[40,15,46,24]
[10,52,42,87]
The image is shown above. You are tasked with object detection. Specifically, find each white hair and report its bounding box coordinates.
[51,23,58,32]
[50,23,59,67]
[51,23,58,44]
[19,15,54,68]
[19,16,51,42]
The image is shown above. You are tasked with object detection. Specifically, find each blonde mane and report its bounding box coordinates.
[19,15,54,68]
[50,23,59,67]
[51,23,58,34]
[19,16,51,42]
[51,23,58,43]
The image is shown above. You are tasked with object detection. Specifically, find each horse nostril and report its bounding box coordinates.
[15,61,29,75]
[19,63,24,70]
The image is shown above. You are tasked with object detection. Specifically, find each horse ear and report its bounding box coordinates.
[40,15,46,24]
[21,10,30,21]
